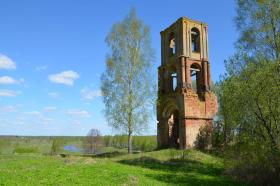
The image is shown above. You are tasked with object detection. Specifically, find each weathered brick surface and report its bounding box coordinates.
[157,17,218,149]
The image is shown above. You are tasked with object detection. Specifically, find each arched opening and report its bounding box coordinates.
[171,72,177,91]
[167,66,177,92]
[169,33,176,56]
[161,100,180,148]
[168,110,180,148]
[191,28,200,52]
[190,63,202,93]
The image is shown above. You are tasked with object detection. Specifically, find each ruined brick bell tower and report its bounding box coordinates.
[157,17,218,149]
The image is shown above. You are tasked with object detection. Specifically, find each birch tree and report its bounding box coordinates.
[101,9,155,153]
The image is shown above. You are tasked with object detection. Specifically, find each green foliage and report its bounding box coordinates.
[103,135,157,152]
[220,60,280,184]
[195,125,212,150]
[83,128,103,154]
[221,59,280,150]
[235,0,280,60]
[101,9,156,153]
[211,119,226,149]
[133,135,157,152]
[216,1,280,184]
[50,137,64,155]
[225,140,280,185]
[13,146,38,154]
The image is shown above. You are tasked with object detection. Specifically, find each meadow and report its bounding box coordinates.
[0,136,248,185]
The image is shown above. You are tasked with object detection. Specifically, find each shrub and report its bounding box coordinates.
[195,125,212,150]
[83,129,103,154]
[50,138,64,155]
[226,143,280,186]
[14,146,38,154]
[102,135,157,152]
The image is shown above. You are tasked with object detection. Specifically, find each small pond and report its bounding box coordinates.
[63,145,81,152]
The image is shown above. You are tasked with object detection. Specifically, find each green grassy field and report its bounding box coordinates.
[0,149,247,186]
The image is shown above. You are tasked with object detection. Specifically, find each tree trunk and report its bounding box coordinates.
[128,132,132,153]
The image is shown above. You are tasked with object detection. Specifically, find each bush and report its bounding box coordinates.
[195,125,212,150]
[50,138,64,155]
[226,143,280,186]
[83,129,103,154]
[211,119,227,149]
[14,146,38,154]
[102,135,157,152]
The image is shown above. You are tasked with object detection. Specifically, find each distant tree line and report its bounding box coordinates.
[103,135,157,152]
[82,128,157,154]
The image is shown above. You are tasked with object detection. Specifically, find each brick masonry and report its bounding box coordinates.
[157,17,218,149]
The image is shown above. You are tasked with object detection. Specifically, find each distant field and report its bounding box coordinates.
[0,136,83,155]
[0,149,247,186]
[0,135,157,155]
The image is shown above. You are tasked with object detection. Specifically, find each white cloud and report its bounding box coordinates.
[48,92,60,99]
[15,117,26,125]
[25,111,41,116]
[66,109,91,118]
[48,70,79,86]
[24,111,54,125]
[0,55,16,70]
[0,76,25,86]
[0,105,18,113]
[71,120,81,125]
[0,90,20,97]
[43,106,57,112]
[81,87,102,101]
[36,65,48,71]
[0,119,10,127]
[0,76,17,84]
[40,117,54,124]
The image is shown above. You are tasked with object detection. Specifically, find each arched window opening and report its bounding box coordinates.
[171,72,177,91]
[191,28,200,52]
[168,110,180,148]
[190,63,201,93]
[191,71,197,92]
[169,33,176,56]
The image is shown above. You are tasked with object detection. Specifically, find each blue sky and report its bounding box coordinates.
[0,0,237,136]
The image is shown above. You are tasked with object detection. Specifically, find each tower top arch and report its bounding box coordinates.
[160,17,209,66]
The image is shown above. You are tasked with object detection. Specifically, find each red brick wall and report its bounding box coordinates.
[183,119,213,147]
[182,91,217,148]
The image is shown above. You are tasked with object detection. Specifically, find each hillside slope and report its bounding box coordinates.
[0,149,247,186]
